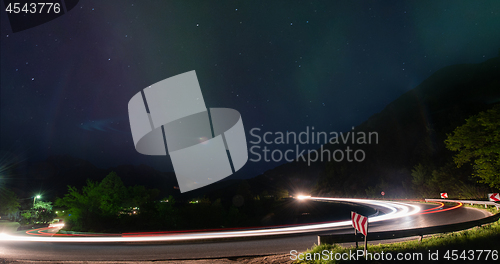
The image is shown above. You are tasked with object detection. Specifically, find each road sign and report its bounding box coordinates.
[440,193,448,199]
[351,212,368,236]
[488,193,500,202]
[351,211,369,256]
[381,191,385,196]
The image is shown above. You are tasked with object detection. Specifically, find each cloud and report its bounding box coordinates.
[79,118,127,133]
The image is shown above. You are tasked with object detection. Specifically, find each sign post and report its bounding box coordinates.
[364,231,368,257]
[440,193,448,199]
[354,228,358,248]
[351,212,369,257]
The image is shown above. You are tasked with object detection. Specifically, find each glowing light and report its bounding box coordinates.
[297,195,311,200]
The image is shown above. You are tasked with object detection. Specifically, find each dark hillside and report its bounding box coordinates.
[248,55,499,199]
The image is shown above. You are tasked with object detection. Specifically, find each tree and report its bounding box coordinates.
[55,172,166,232]
[274,188,289,200]
[410,164,433,197]
[0,188,20,216]
[56,172,128,231]
[33,201,56,223]
[445,104,500,189]
[20,211,31,225]
[56,180,100,230]
[96,171,127,217]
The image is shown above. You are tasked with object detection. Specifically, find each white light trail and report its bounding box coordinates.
[0,197,420,243]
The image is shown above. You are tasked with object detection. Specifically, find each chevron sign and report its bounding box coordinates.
[351,212,368,236]
[489,193,500,202]
[440,193,448,199]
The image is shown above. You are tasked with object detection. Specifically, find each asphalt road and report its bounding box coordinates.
[0,202,491,262]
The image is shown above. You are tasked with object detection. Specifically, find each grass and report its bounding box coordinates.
[462,203,499,214]
[295,203,500,263]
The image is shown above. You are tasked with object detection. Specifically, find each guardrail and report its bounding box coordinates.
[425,199,500,210]
[318,202,500,245]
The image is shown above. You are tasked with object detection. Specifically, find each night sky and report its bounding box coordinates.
[1,0,499,179]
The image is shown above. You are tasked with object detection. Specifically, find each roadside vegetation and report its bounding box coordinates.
[0,188,20,220]
[0,187,56,228]
[408,104,500,199]
[19,200,56,225]
[314,104,500,200]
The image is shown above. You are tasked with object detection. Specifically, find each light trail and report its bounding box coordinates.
[419,202,462,215]
[0,197,422,243]
[421,202,445,212]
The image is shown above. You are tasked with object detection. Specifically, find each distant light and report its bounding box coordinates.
[36,195,41,198]
[49,223,64,228]
[297,195,311,200]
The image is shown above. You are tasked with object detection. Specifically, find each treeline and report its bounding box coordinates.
[56,172,290,232]
[313,104,500,199]
[0,189,57,225]
[410,103,500,198]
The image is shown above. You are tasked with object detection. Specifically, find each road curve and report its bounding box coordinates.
[0,198,491,262]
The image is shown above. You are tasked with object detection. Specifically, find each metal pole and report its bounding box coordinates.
[355,228,358,248]
[364,234,367,258]
[364,223,369,258]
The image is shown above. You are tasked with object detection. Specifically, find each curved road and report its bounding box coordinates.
[0,198,491,262]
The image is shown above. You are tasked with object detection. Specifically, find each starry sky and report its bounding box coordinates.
[1,0,499,179]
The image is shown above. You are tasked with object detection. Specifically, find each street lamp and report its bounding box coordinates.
[33,195,41,207]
